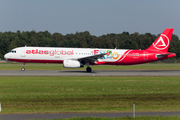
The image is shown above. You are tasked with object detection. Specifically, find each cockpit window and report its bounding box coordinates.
[10,50,16,53]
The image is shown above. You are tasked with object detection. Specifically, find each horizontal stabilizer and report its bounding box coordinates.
[156,53,175,58]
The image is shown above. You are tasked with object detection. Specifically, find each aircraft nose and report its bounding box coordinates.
[4,53,8,60]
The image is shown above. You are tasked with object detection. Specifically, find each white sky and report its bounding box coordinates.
[0,0,180,37]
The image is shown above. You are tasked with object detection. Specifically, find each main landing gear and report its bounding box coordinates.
[86,67,92,72]
[85,63,92,72]
[21,62,26,71]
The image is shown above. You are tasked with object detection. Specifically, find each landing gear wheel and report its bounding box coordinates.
[86,67,92,72]
[21,67,25,71]
[21,62,26,71]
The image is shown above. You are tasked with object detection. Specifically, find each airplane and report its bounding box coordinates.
[4,28,176,72]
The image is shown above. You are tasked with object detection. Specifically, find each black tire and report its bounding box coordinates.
[21,68,25,71]
[86,67,92,72]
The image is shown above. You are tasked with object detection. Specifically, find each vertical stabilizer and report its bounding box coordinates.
[146,28,173,52]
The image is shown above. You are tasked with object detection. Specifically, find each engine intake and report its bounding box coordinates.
[63,60,84,68]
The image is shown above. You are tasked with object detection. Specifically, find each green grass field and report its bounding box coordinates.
[0,76,180,114]
[0,62,180,70]
[30,116,180,120]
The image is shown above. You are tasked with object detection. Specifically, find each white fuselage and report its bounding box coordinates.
[5,47,129,64]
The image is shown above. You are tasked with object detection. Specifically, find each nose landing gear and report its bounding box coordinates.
[21,62,26,71]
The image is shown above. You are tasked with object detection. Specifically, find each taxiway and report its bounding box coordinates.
[1,112,180,120]
[0,70,180,76]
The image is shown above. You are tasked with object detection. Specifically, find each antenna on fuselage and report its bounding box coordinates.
[115,39,117,49]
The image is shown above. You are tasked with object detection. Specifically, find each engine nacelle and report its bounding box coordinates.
[63,60,84,68]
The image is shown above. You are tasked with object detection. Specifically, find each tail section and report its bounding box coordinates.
[146,28,173,52]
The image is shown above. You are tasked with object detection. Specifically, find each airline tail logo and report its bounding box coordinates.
[153,34,169,50]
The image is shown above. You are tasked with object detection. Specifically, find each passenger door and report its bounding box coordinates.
[21,48,26,57]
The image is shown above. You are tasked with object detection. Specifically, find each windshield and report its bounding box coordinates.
[10,50,16,53]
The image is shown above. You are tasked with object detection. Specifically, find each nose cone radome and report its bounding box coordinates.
[4,53,8,60]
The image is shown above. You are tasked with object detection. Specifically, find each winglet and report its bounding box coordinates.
[106,51,111,56]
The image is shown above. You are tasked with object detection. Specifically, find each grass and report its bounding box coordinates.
[28,116,180,120]
[0,62,180,70]
[18,116,180,120]
[0,76,180,114]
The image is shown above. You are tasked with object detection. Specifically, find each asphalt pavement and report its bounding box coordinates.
[1,112,180,120]
[0,70,180,76]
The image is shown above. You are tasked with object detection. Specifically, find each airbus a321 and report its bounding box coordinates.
[4,28,176,72]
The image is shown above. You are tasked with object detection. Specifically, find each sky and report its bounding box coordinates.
[0,0,180,38]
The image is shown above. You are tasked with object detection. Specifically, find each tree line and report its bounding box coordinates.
[0,30,180,60]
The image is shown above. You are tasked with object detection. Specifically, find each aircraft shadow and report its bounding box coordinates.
[59,70,97,73]
[61,70,180,73]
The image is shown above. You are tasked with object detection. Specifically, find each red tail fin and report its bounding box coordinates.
[146,28,173,52]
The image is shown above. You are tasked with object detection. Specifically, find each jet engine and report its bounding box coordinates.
[63,60,84,68]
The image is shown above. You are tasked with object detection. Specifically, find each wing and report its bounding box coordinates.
[78,53,107,63]
[66,51,111,64]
